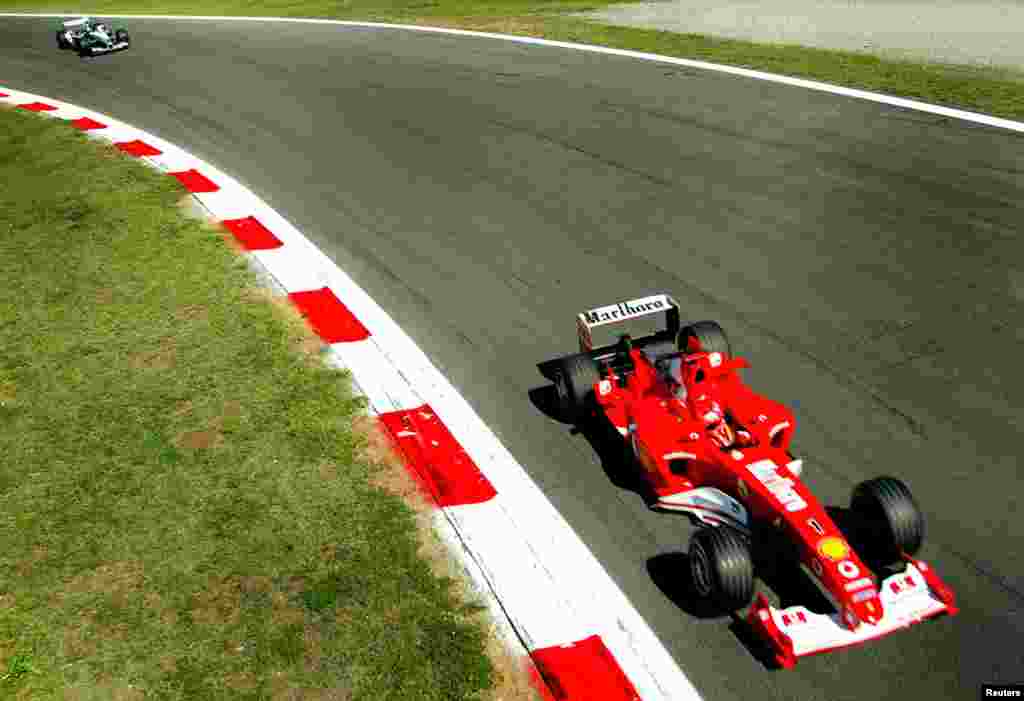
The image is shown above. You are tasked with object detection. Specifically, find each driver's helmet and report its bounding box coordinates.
[708,420,736,450]
[693,394,735,448]
[692,394,724,426]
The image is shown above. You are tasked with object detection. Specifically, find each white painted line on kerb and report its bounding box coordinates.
[5,12,1024,133]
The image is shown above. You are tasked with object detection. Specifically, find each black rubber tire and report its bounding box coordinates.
[56,30,68,50]
[689,526,755,612]
[555,354,600,423]
[115,29,130,46]
[850,477,924,565]
[679,320,732,357]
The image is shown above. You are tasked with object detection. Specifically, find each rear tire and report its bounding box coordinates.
[850,477,924,566]
[56,31,69,49]
[689,526,754,612]
[555,354,600,423]
[679,320,732,357]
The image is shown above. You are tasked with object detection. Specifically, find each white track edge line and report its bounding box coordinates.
[4,12,1023,133]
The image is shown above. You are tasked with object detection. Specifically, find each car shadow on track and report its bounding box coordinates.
[647,551,785,668]
[527,385,567,424]
[647,552,724,619]
[528,384,649,496]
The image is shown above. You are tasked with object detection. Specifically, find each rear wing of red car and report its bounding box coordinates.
[576,293,680,353]
[536,293,682,383]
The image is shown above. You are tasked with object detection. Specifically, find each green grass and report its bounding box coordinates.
[0,106,496,700]
[2,0,1023,121]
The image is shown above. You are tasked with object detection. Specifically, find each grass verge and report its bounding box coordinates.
[0,105,538,700]
[2,0,1023,121]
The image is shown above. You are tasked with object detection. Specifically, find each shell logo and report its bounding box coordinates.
[817,536,850,562]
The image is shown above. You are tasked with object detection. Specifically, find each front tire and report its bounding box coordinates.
[689,526,754,612]
[555,354,600,423]
[115,29,130,47]
[56,31,69,49]
[850,477,924,566]
[679,320,732,357]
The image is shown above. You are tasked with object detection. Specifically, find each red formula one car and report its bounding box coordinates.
[539,294,957,667]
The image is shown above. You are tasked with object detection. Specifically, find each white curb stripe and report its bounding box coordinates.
[4,13,1023,133]
[2,86,703,700]
[448,501,589,650]
[326,340,424,415]
[86,123,140,144]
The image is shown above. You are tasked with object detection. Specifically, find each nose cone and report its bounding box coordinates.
[846,595,884,629]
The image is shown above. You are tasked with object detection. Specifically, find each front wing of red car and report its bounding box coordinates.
[747,557,957,668]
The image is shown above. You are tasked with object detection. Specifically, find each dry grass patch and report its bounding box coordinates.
[303,626,324,672]
[270,591,306,627]
[94,288,115,305]
[63,679,145,701]
[176,428,222,451]
[171,399,243,450]
[317,461,339,481]
[414,14,549,36]
[359,417,427,503]
[62,627,97,660]
[175,303,208,322]
[224,671,259,692]
[333,607,354,626]
[190,577,242,626]
[318,543,338,563]
[284,576,309,596]
[15,545,49,578]
[129,338,177,371]
[160,608,179,627]
[240,575,273,595]
[0,639,17,669]
[63,561,145,598]
[266,674,353,701]
[158,655,177,674]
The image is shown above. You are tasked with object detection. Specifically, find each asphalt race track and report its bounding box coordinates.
[3,16,1022,700]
